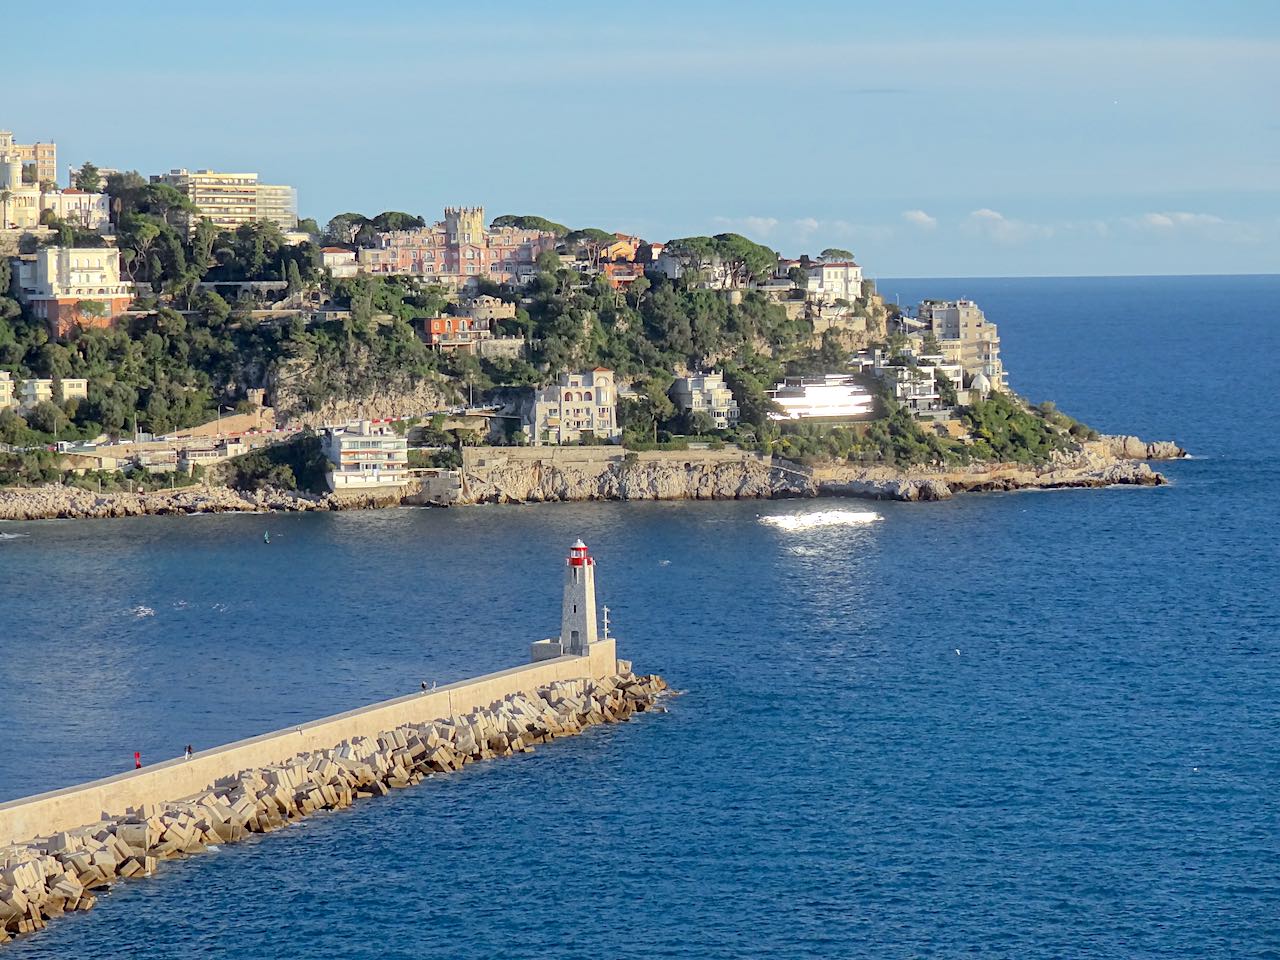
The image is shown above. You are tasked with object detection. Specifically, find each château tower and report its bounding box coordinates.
[444,205,485,245]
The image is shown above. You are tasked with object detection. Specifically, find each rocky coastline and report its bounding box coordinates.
[0,669,667,945]
[0,435,1184,522]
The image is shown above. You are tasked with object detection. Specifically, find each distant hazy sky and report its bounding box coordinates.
[7,1,1277,277]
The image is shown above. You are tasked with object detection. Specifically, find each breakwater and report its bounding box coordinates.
[0,643,665,945]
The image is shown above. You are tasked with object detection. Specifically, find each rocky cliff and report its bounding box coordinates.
[268,349,459,427]
[454,456,811,505]
[447,438,1178,507]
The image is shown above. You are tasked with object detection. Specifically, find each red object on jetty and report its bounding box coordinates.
[134,751,142,769]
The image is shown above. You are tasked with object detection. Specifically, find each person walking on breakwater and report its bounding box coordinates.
[134,751,142,769]
[184,744,193,760]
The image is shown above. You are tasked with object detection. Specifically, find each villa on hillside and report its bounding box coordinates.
[522,369,621,445]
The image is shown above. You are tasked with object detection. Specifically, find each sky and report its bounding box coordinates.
[6,0,1278,277]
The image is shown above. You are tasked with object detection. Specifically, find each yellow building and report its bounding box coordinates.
[0,130,57,185]
[151,169,298,233]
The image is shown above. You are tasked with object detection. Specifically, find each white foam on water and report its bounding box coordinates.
[0,532,29,541]
[131,605,155,619]
[758,510,882,531]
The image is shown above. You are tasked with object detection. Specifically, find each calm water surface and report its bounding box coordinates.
[1,276,1277,958]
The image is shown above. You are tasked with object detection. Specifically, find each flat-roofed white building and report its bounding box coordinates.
[766,375,874,420]
[0,371,14,410]
[321,420,409,490]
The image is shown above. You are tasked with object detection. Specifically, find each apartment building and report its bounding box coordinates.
[524,369,621,445]
[151,169,298,232]
[915,299,1007,389]
[18,377,89,410]
[321,420,410,491]
[0,130,56,185]
[671,372,740,430]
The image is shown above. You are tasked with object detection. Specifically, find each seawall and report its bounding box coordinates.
[0,640,617,847]
[0,640,671,944]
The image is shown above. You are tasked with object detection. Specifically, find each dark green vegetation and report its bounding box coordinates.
[218,434,330,493]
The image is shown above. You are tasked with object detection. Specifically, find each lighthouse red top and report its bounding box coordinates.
[568,539,593,567]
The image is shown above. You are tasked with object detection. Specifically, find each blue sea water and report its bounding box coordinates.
[1,275,1278,958]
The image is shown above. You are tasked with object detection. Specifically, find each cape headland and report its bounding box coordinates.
[0,434,1182,521]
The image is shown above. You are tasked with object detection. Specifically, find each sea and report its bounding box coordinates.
[1,275,1277,959]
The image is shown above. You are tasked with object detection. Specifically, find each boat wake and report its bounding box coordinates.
[0,532,29,541]
[130,605,156,619]
[758,510,881,531]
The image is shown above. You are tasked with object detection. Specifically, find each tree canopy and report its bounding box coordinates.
[490,214,570,236]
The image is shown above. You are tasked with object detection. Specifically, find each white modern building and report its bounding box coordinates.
[321,420,410,490]
[766,375,875,420]
[524,368,621,446]
[670,372,740,430]
[0,371,14,410]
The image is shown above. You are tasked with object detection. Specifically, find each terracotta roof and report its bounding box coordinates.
[320,246,351,253]
[592,366,612,372]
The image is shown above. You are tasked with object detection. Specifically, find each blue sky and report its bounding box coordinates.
[7,0,1277,277]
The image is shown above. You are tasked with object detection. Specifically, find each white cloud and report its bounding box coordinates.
[794,217,820,235]
[965,208,1053,244]
[902,209,937,229]
[1138,211,1226,230]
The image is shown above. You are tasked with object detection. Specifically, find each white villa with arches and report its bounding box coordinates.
[523,368,621,446]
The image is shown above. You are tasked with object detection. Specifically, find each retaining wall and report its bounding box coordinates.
[0,640,616,846]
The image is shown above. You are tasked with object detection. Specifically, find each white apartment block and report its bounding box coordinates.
[525,369,621,445]
[151,169,298,233]
[321,420,410,490]
[0,371,14,410]
[670,372,740,429]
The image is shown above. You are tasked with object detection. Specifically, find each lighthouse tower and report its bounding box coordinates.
[560,539,599,655]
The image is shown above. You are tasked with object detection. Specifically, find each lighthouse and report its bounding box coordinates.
[560,539,599,655]
[531,539,608,663]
